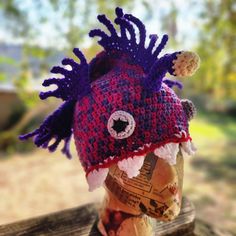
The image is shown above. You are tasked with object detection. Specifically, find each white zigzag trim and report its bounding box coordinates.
[86,140,196,191]
[117,155,145,178]
[87,168,109,192]
[154,142,179,165]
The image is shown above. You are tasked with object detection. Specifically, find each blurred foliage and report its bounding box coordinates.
[0,0,235,107]
[0,0,30,37]
[0,0,235,151]
[0,56,18,82]
[0,56,17,65]
[0,0,137,152]
[189,0,236,110]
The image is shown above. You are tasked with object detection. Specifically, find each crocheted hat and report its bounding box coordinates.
[20,7,199,191]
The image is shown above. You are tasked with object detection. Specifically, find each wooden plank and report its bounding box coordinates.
[0,197,234,236]
[0,204,100,236]
[194,219,236,236]
[152,197,195,236]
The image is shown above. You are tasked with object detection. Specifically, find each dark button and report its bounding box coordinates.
[112,118,129,134]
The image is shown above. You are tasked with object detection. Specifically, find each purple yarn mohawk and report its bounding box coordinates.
[19,101,75,158]
[19,48,90,158]
[89,7,181,91]
[19,7,195,158]
[40,48,90,101]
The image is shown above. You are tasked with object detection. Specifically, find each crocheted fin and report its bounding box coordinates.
[19,100,76,159]
[181,99,197,121]
[40,48,90,101]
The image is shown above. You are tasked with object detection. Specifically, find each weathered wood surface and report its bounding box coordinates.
[0,198,234,236]
[194,219,235,236]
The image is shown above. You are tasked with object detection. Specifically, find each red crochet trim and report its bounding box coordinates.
[85,136,192,177]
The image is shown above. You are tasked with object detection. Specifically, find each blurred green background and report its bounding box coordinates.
[0,0,235,233]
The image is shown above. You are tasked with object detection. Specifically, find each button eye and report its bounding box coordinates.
[107,110,136,139]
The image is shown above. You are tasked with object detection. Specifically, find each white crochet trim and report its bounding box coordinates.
[174,130,187,138]
[154,143,179,165]
[180,140,197,156]
[107,110,136,139]
[117,155,145,178]
[86,140,196,191]
[87,168,109,192]
[153,141,196,165]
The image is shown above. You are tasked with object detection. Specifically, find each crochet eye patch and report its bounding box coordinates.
[107,110,136,139]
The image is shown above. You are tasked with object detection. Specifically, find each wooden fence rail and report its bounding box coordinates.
[0,198,234,236]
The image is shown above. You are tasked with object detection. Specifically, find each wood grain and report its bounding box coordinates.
[0,197,234,236]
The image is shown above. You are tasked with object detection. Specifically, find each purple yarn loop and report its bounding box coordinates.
[163,79,183,89]
[40,48,90,102]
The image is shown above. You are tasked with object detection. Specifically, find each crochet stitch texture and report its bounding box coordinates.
[73,51,190,174]
[19,7,200,191]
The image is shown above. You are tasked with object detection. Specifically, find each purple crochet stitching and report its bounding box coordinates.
[89,7,181,91]
[40,48,90,101]
[89,7,169,72]
[19,7,185,159]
